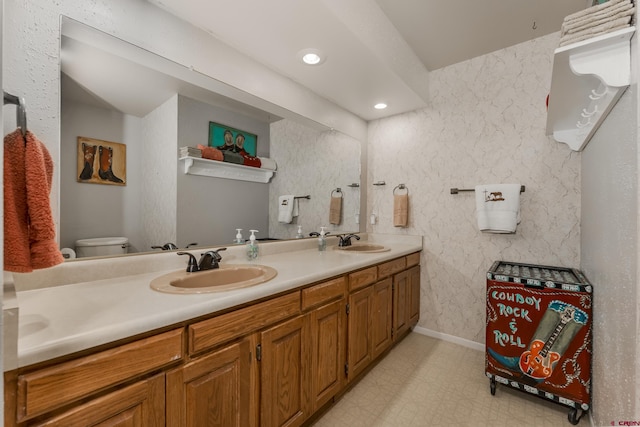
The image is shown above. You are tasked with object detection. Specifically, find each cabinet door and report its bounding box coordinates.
[371,277,393,359]
[347,286,372,380]
[166,338,252,427]
[393,270,410,340]
[408,265,421,327]
[32,373,164,427]
[260,315,311,427]
[309,299,346,412]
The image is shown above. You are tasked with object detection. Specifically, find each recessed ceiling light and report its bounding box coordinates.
[298,48,326,65]
[374,103,388,110]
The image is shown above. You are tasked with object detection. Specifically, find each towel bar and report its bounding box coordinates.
[450,185,525,195]
[3,90,27,138]
[294,195,310,200]
[393,184,408,195]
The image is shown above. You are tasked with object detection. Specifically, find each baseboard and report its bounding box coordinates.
[412,326,485,352]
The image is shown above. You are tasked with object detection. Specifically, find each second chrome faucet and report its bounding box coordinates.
[177,248,227,272]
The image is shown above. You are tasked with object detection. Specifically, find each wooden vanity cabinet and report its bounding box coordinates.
[393,254,421,342]
[347,253,421,382]
[5,252,420,427]
[346,268,393,381]
[408,264,421,327]
[28,373,165,427]
[166,337,253,427]
[302,277,347,414]
[260,314,311,427]
[8,328,183,426]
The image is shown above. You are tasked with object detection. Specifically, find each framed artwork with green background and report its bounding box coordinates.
[208,122,257,157]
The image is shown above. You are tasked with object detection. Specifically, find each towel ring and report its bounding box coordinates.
[393,184,408,195]
[331,188,343,198]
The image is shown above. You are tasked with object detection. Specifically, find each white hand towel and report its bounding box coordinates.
[278,195,296,223]
[475,184,521,234]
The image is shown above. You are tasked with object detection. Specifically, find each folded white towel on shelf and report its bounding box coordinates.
[559,15,632,46]
[475,184,522,234]
[278,195,298,223]
[562,1,633,34]
[562,0,626,24]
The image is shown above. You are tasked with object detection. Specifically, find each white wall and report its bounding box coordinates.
[140,95,178,251]
[60,96,144,252]
[580,38,639,426]
[368,32,581,344]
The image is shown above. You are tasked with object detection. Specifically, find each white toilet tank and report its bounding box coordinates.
[75,237,129,258]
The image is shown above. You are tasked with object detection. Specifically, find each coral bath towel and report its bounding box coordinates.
[4,129,64,272]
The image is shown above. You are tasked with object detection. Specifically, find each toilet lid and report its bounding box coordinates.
[75,237,129,247]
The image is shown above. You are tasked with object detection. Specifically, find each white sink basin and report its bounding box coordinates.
[333,244,390,253]
[150,264,277,294]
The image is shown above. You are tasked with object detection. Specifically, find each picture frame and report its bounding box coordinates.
[208,121,257,157]
[77,136,126,186]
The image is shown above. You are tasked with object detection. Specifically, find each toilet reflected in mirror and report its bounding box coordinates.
[74,237,129,258]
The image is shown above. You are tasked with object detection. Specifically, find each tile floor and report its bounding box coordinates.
[313,332,581,427]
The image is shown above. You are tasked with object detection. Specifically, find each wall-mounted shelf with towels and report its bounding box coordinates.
[545,26,635,152]
[179,156,275,183]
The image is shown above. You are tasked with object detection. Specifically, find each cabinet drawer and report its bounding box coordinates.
[189,292,300,354]
[348,267,377,292]
[302,277,346,311]
[17,328,183,422]
[378,257,406,278]
[406,252,420,268]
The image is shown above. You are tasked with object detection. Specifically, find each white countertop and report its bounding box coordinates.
[9,234,422,368]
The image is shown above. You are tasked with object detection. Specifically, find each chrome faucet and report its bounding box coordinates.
[309,231,330,237]
[153,242,198,250]
[152,242,179,250]
[177,248,226,272]
[337,234,360,247]
[197,248,227,270]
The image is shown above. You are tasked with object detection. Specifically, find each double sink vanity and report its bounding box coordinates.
[3,233,422,426]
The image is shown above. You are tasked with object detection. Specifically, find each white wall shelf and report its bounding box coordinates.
[179,156,275,183]
[546,27,635,151]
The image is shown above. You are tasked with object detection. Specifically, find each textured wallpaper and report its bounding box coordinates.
[140,96,178,251]
[269,120,361,239]
[580,84,637,424]
[367,32,581,344]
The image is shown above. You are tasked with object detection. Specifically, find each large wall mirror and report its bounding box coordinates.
[59,17,363,259]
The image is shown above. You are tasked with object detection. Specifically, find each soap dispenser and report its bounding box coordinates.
[234,229,244,244]
[318,227,327,252]
[296,225,304,239]
[246,229,259,260]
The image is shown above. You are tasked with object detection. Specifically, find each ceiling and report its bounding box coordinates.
[147,0,588,121]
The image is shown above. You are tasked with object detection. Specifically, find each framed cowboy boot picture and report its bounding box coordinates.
[76,136,126,186]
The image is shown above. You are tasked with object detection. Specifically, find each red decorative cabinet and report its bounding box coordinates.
[485,261,592,425]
